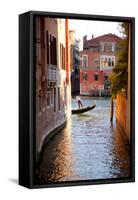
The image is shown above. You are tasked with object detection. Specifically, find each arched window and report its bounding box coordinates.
[108,58,111,67]
[112,58,114,67]
[104,58,108,67]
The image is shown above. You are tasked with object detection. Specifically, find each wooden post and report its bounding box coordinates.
[110,97,114,123]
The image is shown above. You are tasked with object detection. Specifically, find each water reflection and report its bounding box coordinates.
[35,97,131,184]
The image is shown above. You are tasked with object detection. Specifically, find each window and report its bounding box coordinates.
[104,58,108,67]
[46,31,49,64]
[84,74,87,80]
[82,55,88,68]
[104,43,112,52]
[94,74,98,81]
[112,43,115,52]
[112,59,114,67]
[105,75,108,80]
[54,38,57,65]
[50,34,52,64]
[60,43,65,69]
[101,55,115,68]
[101,43,104,52]
[108,58,112,67]
[49,34,57,66]
[82,73,88,80]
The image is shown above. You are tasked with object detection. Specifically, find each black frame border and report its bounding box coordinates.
[19,10,135,189]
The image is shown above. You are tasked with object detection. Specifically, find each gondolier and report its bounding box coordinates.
[76,96,83,109]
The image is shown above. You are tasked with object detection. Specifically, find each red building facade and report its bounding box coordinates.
[80,33,122,96]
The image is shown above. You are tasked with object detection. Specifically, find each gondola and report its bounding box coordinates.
[72,104,96,114]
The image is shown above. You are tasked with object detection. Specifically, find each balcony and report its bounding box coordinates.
[48,64,57,82]
[100,66,113,71]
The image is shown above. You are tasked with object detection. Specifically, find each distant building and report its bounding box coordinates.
[80,33,122,96]
[69,30,80,95]
[35,17,71,160]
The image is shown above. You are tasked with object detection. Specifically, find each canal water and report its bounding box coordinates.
[35,97,131,184]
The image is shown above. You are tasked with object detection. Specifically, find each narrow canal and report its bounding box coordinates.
[35,97,131,184]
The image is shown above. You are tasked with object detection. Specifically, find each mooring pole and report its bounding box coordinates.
[110,97,114,123]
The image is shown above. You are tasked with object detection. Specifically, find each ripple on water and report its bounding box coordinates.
[35,97,131,184]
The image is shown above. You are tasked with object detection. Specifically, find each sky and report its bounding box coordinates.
[68,19,123,50]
